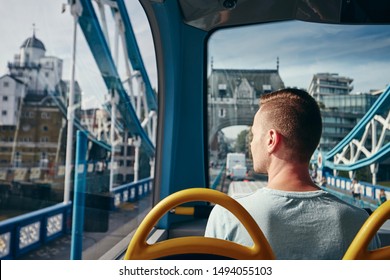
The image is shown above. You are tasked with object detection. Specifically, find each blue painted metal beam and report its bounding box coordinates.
[78,0,154,156]
[70,130,88,260]
[325,85,390,160]
[325,142,390,171]
[115,0,157,111]
[323,85,390,171]
[143,0,208,229]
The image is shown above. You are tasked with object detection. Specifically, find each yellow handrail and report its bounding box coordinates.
[343,200,390,260]
[124,188,275,260]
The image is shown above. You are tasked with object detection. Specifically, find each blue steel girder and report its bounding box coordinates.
[325,142,390,171]
[77,0,155,156]
[114,0,157,111]
[324,85,390,171]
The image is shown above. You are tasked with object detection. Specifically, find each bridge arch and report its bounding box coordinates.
[208,109,257,145]
[207,68,285,157]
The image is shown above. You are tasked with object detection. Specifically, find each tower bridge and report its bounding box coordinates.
[208,68,285,146]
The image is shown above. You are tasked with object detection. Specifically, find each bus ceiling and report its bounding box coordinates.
[176,0,390,31]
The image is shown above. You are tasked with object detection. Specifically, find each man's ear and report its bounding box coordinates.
[267,129,281,153]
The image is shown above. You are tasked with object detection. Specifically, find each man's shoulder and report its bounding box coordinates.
[234,188,271,204]
[209,189,271,221]
[323,192,369,217]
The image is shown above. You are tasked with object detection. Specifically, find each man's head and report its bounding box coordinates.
[251,88,322,173]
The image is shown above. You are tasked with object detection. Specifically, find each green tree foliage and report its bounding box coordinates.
[235,129,248,153]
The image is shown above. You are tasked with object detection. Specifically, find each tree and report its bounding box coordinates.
[235,129,249,153]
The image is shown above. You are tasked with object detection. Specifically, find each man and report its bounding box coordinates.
[205,88,379,259]
[351,179,362,200]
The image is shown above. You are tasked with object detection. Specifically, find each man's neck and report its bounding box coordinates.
[266,161,320,192]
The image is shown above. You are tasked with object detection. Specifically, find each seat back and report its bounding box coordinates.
[124,188,275,260]
[343,200,390,260]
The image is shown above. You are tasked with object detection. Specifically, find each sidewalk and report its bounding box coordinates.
[324,184,378,210]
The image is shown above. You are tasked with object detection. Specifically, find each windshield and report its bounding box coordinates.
[207,20,390,186]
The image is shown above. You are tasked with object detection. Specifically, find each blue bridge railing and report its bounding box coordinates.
[0,202,72,260]
[111,177,153,209]
[0,177,153,260]
[324,174,389,210]
[210,166,225,190]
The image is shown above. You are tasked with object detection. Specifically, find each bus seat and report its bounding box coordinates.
[124,188,275,260]
[343,200,390,260]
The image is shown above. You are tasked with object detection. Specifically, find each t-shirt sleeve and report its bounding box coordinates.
[204,204,244,243]
[204,205,224,238]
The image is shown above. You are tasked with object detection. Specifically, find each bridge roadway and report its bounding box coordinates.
[227,180,267,197]
[16,194,152,260]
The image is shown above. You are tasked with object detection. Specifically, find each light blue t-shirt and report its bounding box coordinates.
[205,187,380,259]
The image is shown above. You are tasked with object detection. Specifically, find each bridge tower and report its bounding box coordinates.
[208,68,284,157]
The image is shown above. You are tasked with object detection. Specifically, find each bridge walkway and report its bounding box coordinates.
[324,184,379,209]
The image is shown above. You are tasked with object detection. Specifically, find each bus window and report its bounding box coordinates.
[207,21,390,191]
[0,0,157,260]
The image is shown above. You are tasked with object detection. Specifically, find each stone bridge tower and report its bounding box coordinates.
[208,68,285,155]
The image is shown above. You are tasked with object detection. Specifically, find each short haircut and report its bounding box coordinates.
[260,88,322,162]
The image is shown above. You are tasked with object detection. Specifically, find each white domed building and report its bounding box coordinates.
[0,30,80,171]
[9,31,63,96]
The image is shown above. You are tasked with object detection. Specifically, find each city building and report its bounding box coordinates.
[208,68,284,100]
[308,73,378,153]
[79,107,139,185]
[0,28,141,189]
[0,75,26,126]
[0,31,78,171]
[308,73,354,102]
[308,74,390,182]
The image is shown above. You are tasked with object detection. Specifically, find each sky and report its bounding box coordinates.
[209,21,390,93]
[1,1,390,138]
